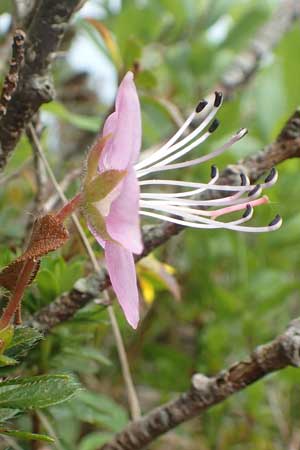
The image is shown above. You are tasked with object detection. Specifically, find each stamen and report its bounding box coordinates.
[211,164,217,178]
[136,128,247,177]
[214,91,223,107]
[268,214,281,226]
[139,209,282,233]
[248,184,261,197]
[140,179,257,192]
[264,167,276,183]
[243,204,252,218]
[139,207,253,229]
[139,196,268,222]
[135,98,222,171]
[208,118,220,133]
[196,99,208,113]
[240,173,248,186]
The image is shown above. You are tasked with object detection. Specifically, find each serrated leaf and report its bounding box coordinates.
[5,327,43,360]
[84,170,126,203]
[0,375,80,410]
[0,429,54,443]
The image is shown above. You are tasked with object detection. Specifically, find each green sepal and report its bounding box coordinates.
[84,170,127,203]
[83,203,112,242]
[84,134,111,185]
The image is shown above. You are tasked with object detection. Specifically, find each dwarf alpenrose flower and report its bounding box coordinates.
[82,71,281,329]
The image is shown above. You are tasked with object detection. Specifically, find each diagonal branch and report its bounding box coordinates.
[216,0,300,99]
[99,319,300,450]
[0,0,81,171]
[28,108,300,333]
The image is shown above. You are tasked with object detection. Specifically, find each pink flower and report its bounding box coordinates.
[84,71,281,329]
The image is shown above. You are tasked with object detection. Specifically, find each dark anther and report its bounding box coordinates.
[268,214,281,227]
[214,91,223,107]
[248,184,261,197]
[208,118,220,133]
[211,165,217,178]
[196,99,208,113]
[237,127,248,138]
[242,204,252,218]
[240,173,247,186]
[264,167,276,183]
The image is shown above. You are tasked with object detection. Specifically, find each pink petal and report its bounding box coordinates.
[99,72,141,172]
[105,241,140,329]
[87,222,105,249]
[106,169,143,255]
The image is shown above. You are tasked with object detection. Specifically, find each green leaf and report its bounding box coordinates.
[0,408,19,422]
[5,327,43,361]
[42,102,100,132]
[0,375,80,410]
[0,354,18,367]
[69,391,128,432]
[0,429,54,443]
[84,170,127,203]
[64,347,111,366]
[79,432,113,450]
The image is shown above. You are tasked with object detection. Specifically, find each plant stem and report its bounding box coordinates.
[27,123,141,420]
[0,259,36,329]
[56,192,82,222]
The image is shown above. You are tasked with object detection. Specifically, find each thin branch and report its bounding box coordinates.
[99,319,300,450]
[28,108,300,333]
[26,124,141,421]
[216,0,300,99]
[0,0,82,171]
[44,167,81,211]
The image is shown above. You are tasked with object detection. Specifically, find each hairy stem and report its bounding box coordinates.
[0,259,36,329]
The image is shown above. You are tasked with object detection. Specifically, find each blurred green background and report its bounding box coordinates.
[1,0,300,449]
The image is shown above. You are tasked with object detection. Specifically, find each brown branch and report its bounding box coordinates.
[0,29,26,118]
[28,109,300,333]
[99,319,300,450]
[0,0,82,172]
[216,0,300,99]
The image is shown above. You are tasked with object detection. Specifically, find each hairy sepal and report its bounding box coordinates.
[84,169,127,203]
[84,134,111,185]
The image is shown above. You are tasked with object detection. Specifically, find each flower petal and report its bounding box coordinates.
[99,72,141,172]
[106,169,143,254]
[105,241,139,329]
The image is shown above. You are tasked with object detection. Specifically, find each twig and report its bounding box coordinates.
[0,29,26,118]
[0,0,82,171]
[28,108,300,333]
[0,157,32,186]
[216,0,300,99]
[99,319,300,450]
[44,167,81,211]
[27,124,141,420]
